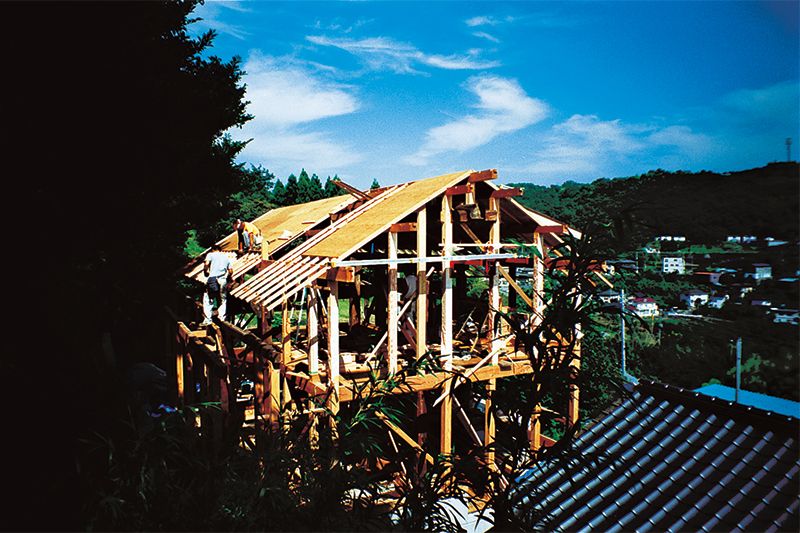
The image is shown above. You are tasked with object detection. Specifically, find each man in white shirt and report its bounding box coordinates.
[201,243,233,325]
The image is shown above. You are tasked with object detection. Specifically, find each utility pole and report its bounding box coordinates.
[787,138,792,162]
[621,288,627,377]
[735,337,742,403]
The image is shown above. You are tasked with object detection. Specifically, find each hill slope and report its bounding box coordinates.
[511,162,799,249]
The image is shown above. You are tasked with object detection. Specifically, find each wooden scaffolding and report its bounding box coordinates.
[170,168,591,475]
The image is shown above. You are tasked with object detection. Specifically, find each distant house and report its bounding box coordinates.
[727,235,757,244]
[656,235,686,242]
[680,289,709,308]
[628,297,659,317]
[745,263,772,282]
[606,259,638,275]
[771,308,799,326]
[662,256,685,274]
[706,294,729,309]
[597,289,621,304]
[693,271,723,285]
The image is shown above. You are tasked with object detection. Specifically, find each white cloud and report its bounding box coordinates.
[190,1,251,40]
[526,115,713,180]
[240,130,363,169]
[243,53,359,127]
[465,15,512,27]
[407,75,548,164]
[232,53,363,174]
[306,35,499,74]
[472,31,500,43]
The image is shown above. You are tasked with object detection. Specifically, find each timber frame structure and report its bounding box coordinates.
[170,169,592,477]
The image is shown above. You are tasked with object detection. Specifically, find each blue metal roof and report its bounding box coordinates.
[517,381,800,532]
[695,384,800,419]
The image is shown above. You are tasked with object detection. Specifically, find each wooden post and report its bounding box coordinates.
[568,296,582,427]
[327,281,340,416]
[269,363,281,428]
[388,231,399,374]
[416,208,427,362]
[507,265,517,310]
[485,379,496,467]
[175,332,185,408]
[350,270,361,328]
[440,195,453,456]
[533,231,545,326]
[488,196,502,358]
[281,298,291,365]
[530,381,542,452]
[307,289,319,375]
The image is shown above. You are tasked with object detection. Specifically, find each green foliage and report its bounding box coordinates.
[512,163,800,252]
[325,175,344,197]
[271,178,287,206]
[184,229,206,258]
[285,173,299,203]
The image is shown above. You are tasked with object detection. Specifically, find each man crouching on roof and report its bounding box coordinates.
[234,219,262,253]
[202,243,233,326]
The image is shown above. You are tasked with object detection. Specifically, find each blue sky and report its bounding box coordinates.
[191,1,800,189]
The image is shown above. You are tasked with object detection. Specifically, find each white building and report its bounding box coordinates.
[628,297,659,317]
[662,256,686,274]
[707,295,729,309]
[772,308,799,326]
[680,290,709,309]
[745,263,772,282]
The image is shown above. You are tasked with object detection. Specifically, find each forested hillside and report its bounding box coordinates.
[512,162,799,249]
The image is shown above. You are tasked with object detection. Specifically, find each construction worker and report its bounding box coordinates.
[234,219,261,253]
[202,243,233,326]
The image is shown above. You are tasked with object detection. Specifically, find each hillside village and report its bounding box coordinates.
[605,234,799,325]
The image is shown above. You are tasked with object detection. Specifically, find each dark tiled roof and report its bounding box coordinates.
[518,380,800,532]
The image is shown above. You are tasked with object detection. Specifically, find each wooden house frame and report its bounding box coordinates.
[171,169,586,468]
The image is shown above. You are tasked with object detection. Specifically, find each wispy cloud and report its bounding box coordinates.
[465,15,514,27]
[407,75,548,164]
[526,114,713,180]
[472,31,500,43]
[233,53,362,173]
[243,53,358,127]
[306,35,499,74]
[190,1,251,40]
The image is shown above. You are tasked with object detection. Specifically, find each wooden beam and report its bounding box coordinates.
[488,196,502,359]
[536,224,566,234]
[390,222,417,233]
[388,231,399,374]
[485,210,498,222]
[333,178,370,200]
[326,267,355,283]
[337,355,538,403]
[349,270,361,328]
[307,289,319,375]
[497,264,535,310]
[445,183,473,196]
[281,299,292,365]
[485,380,496,466]
[440,195,453,456]
[376,411,435,466]
[416,207,427,364]
[327,281,340,415]
[490,187,523,199]
[468,169,498,183]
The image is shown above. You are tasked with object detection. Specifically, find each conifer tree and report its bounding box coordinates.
[310,173,324,201]
[324,176,340,198]
[285,173,299,205]
[296,169,312,204]
[271,179,287,206]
